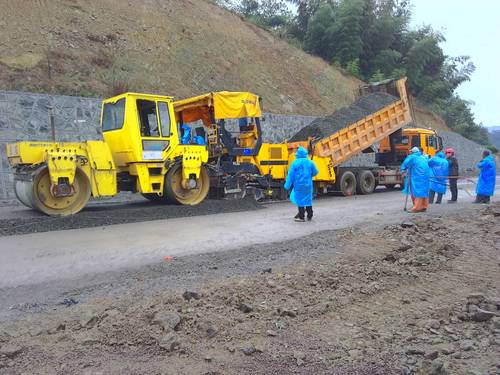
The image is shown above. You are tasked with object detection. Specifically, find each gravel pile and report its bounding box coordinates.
[290,92,398,142]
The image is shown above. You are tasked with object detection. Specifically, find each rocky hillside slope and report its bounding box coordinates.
[0,0,446,129]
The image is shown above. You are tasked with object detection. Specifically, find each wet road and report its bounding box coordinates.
[0,183,492,289]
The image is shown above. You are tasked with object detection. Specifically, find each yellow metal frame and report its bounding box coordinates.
[7,141,117,198]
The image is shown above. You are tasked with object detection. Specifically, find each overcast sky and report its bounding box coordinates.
[410,0,500,127]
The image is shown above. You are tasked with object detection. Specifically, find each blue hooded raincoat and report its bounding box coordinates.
[428,152,449,194]
[476,155,496,196]
[284,147,319,207]
[181,124,191,144]
[400,151,431,198]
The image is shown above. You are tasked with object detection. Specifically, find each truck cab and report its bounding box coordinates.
[377,128,443,166]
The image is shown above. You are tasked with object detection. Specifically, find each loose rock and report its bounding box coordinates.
[79,313,99,329]
[470,308,497,322]
[241,344,256,356]
[383,252,400,262]
[406,348,425,355]
[429,359,445,374]
[182,290,200,301]
[397,244,412,252]
[0,344,22,358]
[293,351,306,366]
[401,222,416,229]
[424,319,441,330]
[206,324,219,338]
[152,311,182,331]
[239,303,253,314]
[440,346,455,355]
[467,294,485,306]
[158,332,180,352]
[460,340,475,351]
[425,350,439,360]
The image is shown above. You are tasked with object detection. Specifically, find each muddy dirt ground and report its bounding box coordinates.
[0,204,499,375]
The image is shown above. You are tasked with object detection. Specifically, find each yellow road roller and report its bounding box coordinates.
[6,93,209,216]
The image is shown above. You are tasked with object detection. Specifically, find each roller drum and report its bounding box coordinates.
[14,178,35,209]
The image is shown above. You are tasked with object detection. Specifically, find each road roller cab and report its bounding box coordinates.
[101,92,210,205]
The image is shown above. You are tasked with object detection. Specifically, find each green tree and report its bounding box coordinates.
[304,3,337,60]
[237,0,259,17]
[224,0,488,145]
[346,58,362,78]
[403,30,445,98]
[287,0,331,41]
[369,69,386,82]
[373,49,402,76]
[331,0,365,66]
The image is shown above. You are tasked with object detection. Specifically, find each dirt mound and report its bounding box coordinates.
[289,92,398,142]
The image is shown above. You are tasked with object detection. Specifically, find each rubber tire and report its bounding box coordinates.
[338,171,356,196]
[165,164,210,205]
[356,170,376,195]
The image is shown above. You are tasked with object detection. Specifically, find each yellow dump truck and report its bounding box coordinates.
[7,93,210,215]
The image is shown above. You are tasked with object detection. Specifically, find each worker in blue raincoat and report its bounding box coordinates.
[474,150,496,204]
[181,124,191,144]
[284,146,319,222]
[400,147,431,212]
[428,151,449,204]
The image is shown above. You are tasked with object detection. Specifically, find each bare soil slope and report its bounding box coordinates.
[0,0,361,115]
[0,0,449,131]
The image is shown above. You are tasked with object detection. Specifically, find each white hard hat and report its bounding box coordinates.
[411,147,420,154]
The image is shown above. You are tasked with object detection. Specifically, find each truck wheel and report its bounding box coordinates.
[165,164,210,205]
[356,170,376,195]
[338,171,356,196]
